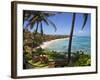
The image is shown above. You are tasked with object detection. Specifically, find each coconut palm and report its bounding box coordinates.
[23,11,57,48]
[23,11,57,36]
[23,11,58,50]
[67,13,88,65]
[23,11,58,67]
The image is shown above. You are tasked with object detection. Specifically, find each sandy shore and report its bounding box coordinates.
[40,38,69,49]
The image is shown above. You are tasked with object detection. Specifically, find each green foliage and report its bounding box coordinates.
[28,60,48,68]
[46,51,65,60]
[32,47,45,55]
[73,51,91,66]
[23,46,91,68]
[23,11,57,35]
[24,52,32,60]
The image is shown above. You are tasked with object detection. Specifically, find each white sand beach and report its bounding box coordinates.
[40,38,69,49]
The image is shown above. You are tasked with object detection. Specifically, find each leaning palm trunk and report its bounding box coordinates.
[67,13,76,65]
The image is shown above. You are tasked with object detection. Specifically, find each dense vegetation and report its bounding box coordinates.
[23,30,69,48]
[23,47,91,69]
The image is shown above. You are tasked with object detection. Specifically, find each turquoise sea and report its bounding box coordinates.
[45,36,91,54]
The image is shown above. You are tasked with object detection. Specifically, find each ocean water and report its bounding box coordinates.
[45,36,91,54]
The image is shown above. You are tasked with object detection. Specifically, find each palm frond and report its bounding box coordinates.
[40,22,43,36]
[29,16,38,22]
[30,21,36,29]
[43,11,58,17]
[43,18,49,26]
[81,14,88,30]
[44,13,56,17]
[35,21,39,34]
[25,16,38,28]
[24,11,57,33]
[23,10,33,21]
[47,18,57,32]
[24,14,31,21]
[25,22,30,29]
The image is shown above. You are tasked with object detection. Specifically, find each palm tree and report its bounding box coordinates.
[23,11,58,67]
[67,13,88,65]
[67,13,76,65]
[23,11,57,36]
[23,11,58,51]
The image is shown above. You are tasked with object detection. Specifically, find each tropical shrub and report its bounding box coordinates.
[73,51,91,66]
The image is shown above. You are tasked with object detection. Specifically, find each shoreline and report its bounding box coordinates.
[40,38,69,49]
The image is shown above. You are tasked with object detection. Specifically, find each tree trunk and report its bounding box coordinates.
[67,13,76,65]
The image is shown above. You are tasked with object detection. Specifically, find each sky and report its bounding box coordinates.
[24,11,91,36]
